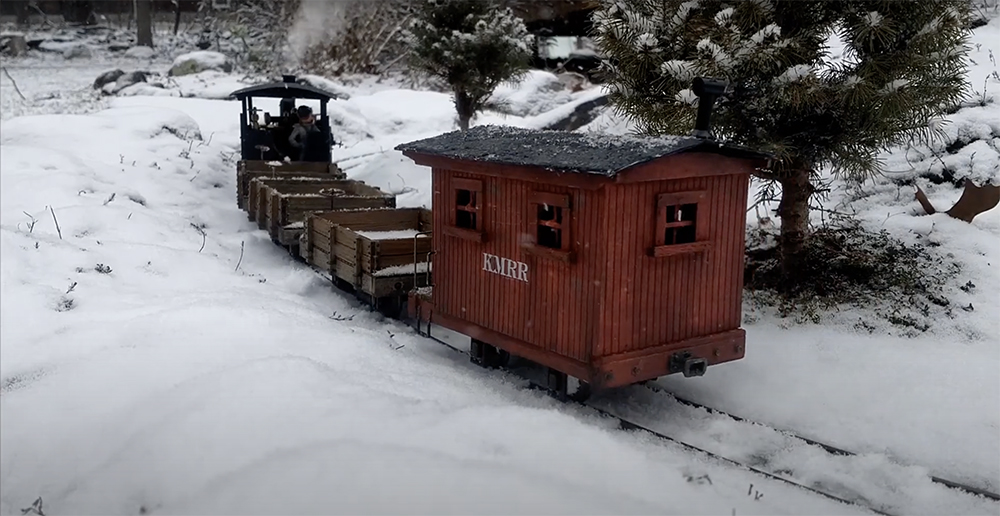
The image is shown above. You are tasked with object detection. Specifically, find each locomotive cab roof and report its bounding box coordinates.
[230,74,340,101]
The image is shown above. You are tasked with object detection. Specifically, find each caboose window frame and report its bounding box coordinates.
[651,190,711,257]
[523,191,575,263]
[444,177,485,242]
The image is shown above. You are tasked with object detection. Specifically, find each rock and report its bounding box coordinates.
[124,45,154,59]
[557,71,588,93]
[93,69,125,90]
[111,71,148,93]
[168,50,232,76]
[541,94,610,132]
[62,43,92,59]
[0,33,28,56]
[108,44,131,52]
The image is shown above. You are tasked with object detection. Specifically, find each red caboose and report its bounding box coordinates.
[398,110,769,397]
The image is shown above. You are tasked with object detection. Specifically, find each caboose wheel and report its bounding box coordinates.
[569,381,592,403]
[470,339,507,369]
[546,368,569,401]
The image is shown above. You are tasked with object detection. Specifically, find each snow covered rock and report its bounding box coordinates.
[62,43,92,59]
[0,33,28,56]
[487,70,573,117]
[124,45,154,59]
[107,71,149,95]
[93,69,125,90]
[116,83,179,98]
[169,51,232,76]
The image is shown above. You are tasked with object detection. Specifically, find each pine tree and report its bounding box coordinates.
[594,0,971,278]
[405,0,533,130]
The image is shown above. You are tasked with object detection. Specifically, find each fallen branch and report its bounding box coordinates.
[1,67,26,101]
[189,223,207,252]
[48,206,62,239]
[235,240,245,271]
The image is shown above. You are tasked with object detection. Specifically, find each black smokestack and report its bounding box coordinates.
[691,77,728,139]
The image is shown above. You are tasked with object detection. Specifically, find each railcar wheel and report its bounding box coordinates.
[569,381,592,403]
[546,368,569,402]
[470,339,507,369]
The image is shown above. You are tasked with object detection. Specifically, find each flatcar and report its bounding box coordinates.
[229,77,770,400]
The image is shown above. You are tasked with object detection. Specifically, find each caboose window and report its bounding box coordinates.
[536,203,563,248]
[524,191,573,262]
[654,191,708,256]
[661,203,697,245]
[455,188,477,229]
[446,178,484,241]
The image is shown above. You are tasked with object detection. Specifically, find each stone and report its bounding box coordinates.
[93,69,125,90]
[124,46,154,59]
[168,50,232,77]
[62,43,92,59]
[0,33,28,56]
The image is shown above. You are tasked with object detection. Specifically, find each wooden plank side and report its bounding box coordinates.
[371,238,433,257]
[334,259,356,284]
[312,248,332,273]
[269,192,283,239]
[335,227,357,251]
[312,207,423,229]
[310,231,331,254]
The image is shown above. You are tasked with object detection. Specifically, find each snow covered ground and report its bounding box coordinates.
[2,17,999,516]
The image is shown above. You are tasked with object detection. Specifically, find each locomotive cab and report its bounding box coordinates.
[230,75,338,163]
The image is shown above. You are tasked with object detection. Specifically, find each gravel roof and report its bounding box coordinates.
[395,125,769,176]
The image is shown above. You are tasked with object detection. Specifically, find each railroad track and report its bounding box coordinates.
[637,382,1000,504]
[293,250,999,516]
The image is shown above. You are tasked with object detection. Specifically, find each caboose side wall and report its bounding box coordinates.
[596,155,752,358]
[430,167,606,367]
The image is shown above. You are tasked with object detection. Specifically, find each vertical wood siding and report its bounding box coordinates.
[597,170,749,357]
[432,169,605,363]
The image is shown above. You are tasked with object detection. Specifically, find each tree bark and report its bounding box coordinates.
[14,0,30,26]
[135,0,153,47]
[455,88,473,131]
[173,0,182,35]
[776,165,814,283]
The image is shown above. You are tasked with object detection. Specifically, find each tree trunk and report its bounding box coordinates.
[776,165,814,283]
[14,0,30,26]
[63,0,94,25]
[135,0,153,47]
[173,0,182,35]
[455,88,474,131]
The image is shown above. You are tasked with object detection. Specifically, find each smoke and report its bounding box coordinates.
[285,1,350,64]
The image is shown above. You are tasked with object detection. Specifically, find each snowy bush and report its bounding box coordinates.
[594,0,973,282]
[297,1,416,77]
[404,0,533,130]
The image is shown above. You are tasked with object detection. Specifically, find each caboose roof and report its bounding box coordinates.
[395,125,770,176]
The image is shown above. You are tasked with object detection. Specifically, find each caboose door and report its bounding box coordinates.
[522,189,591,367]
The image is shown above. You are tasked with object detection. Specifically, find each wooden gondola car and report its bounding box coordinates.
[301,208,433,314]
[396,80,772,397]
[250,177,394,246]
